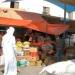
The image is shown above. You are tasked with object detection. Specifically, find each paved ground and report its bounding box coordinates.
[0,66,44,75]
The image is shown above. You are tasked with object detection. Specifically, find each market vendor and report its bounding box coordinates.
[40,39,55,65]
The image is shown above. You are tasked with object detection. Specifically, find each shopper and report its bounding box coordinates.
[1,27,17,75]
[55,36,63,62]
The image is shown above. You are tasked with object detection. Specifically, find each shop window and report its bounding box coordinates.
[10,1,19,8]
[43,6,50,15]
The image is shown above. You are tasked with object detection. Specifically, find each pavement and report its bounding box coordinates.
[0,66,44,75]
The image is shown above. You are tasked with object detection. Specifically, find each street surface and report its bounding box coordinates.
[0,66,44,75]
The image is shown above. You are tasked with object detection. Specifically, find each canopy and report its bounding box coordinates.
[30,22,69,35]
[47,24,69,35]
[46,0,75,12]
[0,17,32,27]
[0,9,69,35]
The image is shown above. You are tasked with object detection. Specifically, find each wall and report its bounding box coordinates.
[0,0,43,14]
[43,1,69,18]
[71,12,75,20]
[19,0,43,14]
[0,0,72,19]
[0,1,10,8]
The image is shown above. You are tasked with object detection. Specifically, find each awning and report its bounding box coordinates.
[0,17,32,27]
[15,10,70,35]
[0,9,69,35]
[30,22,69,35]
[47,24,69,35]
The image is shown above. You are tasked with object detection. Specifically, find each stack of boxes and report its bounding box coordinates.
[24,47,42,66]
[29,47,39,66]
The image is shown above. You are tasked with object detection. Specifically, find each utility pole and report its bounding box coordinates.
[64,1,67,24]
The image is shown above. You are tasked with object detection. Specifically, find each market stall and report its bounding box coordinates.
[0,9,69,66]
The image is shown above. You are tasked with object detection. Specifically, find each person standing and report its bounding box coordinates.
[1,27,17,75]
[55,36,64,62]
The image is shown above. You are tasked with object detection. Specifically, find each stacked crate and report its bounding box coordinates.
[23,47,43,66]
[24,50,30,61]
[29,47,39,66]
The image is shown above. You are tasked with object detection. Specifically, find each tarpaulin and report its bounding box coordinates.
[47,24,69,35]
[15,10,69,35]
[0,9,69,35]
[0,17,32,27]
[30,22,69,35]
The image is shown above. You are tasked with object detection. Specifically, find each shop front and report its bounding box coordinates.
[0,9,69,66]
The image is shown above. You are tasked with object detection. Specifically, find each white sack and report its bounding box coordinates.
[40,59,75,75]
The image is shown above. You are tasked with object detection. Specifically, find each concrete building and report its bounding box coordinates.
[0,0,70,19]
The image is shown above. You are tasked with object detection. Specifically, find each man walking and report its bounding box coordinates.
[1,27,17,75]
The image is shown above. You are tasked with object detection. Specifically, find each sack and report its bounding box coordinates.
[0,55,4,65]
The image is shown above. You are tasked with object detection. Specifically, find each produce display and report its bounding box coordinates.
[16,41,42,67]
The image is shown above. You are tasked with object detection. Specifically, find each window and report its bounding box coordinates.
[10,1,19,8]
[43,7,50,15]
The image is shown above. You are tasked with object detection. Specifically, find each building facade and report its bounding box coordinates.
[0,0,74,20]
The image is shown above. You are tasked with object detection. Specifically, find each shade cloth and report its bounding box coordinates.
[0,9,69,35]
[0,17,32,26]
[47,24,69,35]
